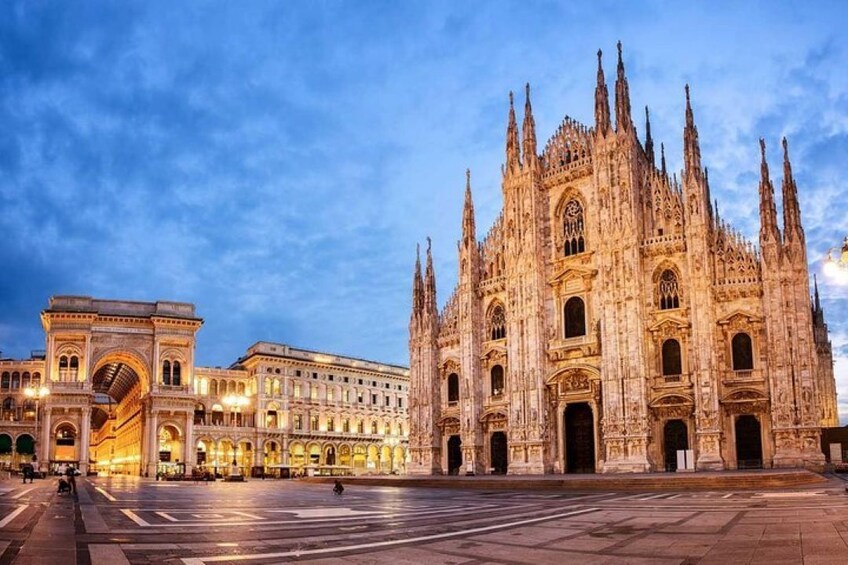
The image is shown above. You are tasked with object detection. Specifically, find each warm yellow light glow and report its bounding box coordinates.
[24,386,50,398]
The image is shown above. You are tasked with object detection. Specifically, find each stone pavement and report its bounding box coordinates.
[0,472,848,563]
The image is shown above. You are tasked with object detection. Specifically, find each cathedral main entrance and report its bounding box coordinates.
[490,431,507,474]
[735,414,763,469]
[447,435,462,475]
[565,402,595,473]
[663,419,688,471]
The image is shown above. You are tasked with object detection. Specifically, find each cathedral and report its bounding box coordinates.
[407,43,838,475]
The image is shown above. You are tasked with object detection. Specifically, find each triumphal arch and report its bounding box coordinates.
[40,296,201,476]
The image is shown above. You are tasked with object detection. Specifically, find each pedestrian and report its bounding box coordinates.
[65,464,77,494]
[21,464,31,484]
[333,479,344,495]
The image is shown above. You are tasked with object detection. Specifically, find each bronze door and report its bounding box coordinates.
[565,402,595,473]
[735,415,763,469]
[663,419,689,471]
[490,432,508,475]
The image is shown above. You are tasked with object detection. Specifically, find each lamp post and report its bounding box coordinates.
[24,386,49,469]
[823,237,848,283]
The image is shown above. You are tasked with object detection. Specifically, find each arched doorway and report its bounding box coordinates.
[447,435,462,475]
[15,434,34,468]
[663,420,688,472]
[90,360,145,475]
[338,444,351,467]
[54,423,78,465]
[380,446,391,473]
[735,415,762,469]
[264,441,280,468]
[352,445,366,472]
[0,434,12,468]
[564,403,595,473]
[490,432,508,475]
[196,440,208,468]
[324,445,336,466]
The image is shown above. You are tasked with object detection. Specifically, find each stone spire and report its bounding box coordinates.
[506,91,521,173]
[758,139,781,245]
[813,274,822,313]
[411,244,423,318]
[522,83,537,165]
[462,169,476,246]
[424,237,437,315]
[660,142,667,178]
[781,137,804,244]
[614,41,632,132]
[683,84,702,181]
[644,106,655,166]
[594,49,611,135]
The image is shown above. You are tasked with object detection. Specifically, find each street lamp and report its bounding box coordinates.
[823,237,848,284]
[24,386,49,465]
[222,394,249,475]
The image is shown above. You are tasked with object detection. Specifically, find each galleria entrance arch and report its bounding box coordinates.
[40,296,202,475]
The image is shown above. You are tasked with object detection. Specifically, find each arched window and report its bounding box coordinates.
[69,356,79,370]
[163,360,171,385]
[489,304,506,340]
[661,339,682,376]
[209,380,218,397]
[357,420,364,434]
[10,372,19,389]
[563,199,586,256]
[1,373,9,389]
[194,403,206,425]
[21,372,30,389]
[658,270,680,310]
[200,378,209,395]
[172,362,181,386]
[59,356,68,369]
[731,333,754,371]
[211,404,224,426]
[272,379,281,396]
[56,424,76,446]
[564,297,586,338]
[447,373,459,404]
[491,365,505,396]
[371,421,378,435]
[32,372,40,386]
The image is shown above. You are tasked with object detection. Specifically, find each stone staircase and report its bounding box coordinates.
[306,469,825,491]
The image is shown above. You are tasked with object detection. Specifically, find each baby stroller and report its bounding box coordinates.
[57,478,71,495]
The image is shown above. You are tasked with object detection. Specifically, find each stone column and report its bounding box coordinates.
[79,406,91,474]
[40,407,52,472]
[146,411,159,477]
[184,412,194,474]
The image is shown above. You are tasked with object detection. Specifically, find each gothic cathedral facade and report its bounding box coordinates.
[407,44,838,475]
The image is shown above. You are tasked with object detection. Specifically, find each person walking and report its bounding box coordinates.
[65,464,77,494]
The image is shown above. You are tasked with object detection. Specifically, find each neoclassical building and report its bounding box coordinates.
[1,296,408,477]
[408,44,838,475]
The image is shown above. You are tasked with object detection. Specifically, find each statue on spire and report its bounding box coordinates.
[614,41,632,132]
[506,91,521,173]
[594,49,611,135]
[645,106,655,166]
[522,83,537,165]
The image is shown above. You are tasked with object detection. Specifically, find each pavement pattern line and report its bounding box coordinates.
[178,506,601,564]
[11,487,37,500]
[95,486,118,501]
[0,504,28,528]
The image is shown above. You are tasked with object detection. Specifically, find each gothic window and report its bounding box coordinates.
[491,365,505,396]
[731,333,754,371]
[661,339,682,376]
[658,270,680,310]
[563,199,586,256]
[564,296,586,338]
[163,361,171,385]
[489,304,506,340]
[447,373,459,404]
[172,361,181,386]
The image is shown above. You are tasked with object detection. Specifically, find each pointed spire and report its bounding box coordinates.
[683,84,702,180]
[594,49,611,135]
[462,168,476,246]
[614,41,632,132]
[506,91,521,173]
[522,83,537,164]
[424,237,437,314]
[644,106,655,166]
[660,142,667,178]
[412,243,423,317]
[781,137,804,243]
[814,274,821,312]
[758,138,781,245]
[705,166,713,217]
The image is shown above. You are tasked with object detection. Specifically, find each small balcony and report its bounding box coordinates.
[652,373,692,390]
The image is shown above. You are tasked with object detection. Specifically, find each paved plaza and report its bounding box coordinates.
[0,475,847,563]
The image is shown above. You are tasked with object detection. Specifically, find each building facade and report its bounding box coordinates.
[408,44,838,475]
[2,296,408,477]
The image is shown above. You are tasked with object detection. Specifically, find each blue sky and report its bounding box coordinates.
[2,2,848,416]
